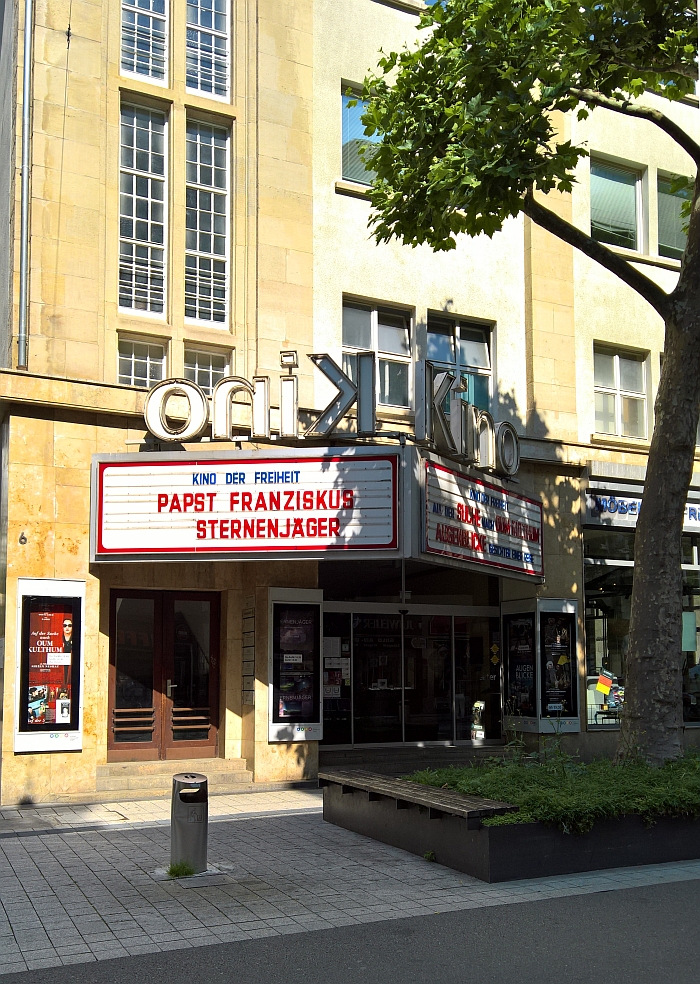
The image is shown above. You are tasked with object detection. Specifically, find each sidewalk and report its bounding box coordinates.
[0,786,699,975]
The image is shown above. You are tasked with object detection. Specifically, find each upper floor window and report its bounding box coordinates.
[590,160,639,251]
[185,122,229,324]
[342,93,380,185]
[119,105,167,314]
[184,348,229,395]
[121,0,168,81]
[658,176,690,261]
[118,338,165,388]
[594,347,647,439]
[427,315,491,411]
[342,301,411,408]
[186,0,229,98]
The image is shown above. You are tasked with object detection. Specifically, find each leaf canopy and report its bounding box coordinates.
[360,0,698,249]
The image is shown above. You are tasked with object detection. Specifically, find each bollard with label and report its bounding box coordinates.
[170,772,208,874]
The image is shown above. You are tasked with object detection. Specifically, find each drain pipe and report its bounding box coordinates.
[17,0,35,370]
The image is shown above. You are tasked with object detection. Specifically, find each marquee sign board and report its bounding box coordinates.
[92,449,399,560]
[424,460,544,577]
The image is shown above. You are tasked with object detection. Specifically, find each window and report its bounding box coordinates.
[342,302,411,408]
[118,338,165,388]
[185,122,228,324]
[186,0,229,98]
[590,160,639,251]
[427,315,491,412]
[342,93,380,185]
[594,347,647,439]
[121,0,167,80]
[119,105,167,314]
[658,176,690,261]
[184,348,228,394]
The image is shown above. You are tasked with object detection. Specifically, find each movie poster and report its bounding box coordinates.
[21,597,79,730]
[272,604,320,723]
[540,612,577,717]
[503,614,536,717]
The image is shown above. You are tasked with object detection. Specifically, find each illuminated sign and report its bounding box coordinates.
[585,490,700,532]
[424,460,544,577]
[93,449,399,559]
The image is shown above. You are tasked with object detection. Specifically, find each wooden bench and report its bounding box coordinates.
[318,768,518,830]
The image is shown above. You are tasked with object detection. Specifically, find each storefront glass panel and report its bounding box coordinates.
[322,612,352,745]
[352,613,403,743]
[170,600,212,741]
[455,617,501,739]
[403,615,452,742]
[114,597,157,744]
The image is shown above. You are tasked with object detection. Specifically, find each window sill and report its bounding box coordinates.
[590,433,650,452]
[608,245,681,273]
[371,0,426,13]
[335,180,371,200]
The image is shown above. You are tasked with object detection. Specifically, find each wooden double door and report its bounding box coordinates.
[108,591,220,760]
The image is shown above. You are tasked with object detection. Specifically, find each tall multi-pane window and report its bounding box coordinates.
[342,93,380,185]
[119,105,167,314]
[185,122,228,324]
[186,0,229,97]
[427,316,491,412]
[342,302,411,408]
[184,348,229,395]
[590,160,640,251]
[658,176,691,260]
[594,347,647,439]
[121,0,168,80]
[118,338,165,388]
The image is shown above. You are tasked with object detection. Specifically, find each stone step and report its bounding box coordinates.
[97,757,249,778]
[95,770,253,793]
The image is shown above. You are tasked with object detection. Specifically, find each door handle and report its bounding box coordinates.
[166,679,177,697]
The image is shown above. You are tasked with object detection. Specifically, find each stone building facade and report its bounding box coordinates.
[0,0,698,805]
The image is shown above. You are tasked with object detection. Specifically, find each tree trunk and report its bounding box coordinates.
[619,206,700,763]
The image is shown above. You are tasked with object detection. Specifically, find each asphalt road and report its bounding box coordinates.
[5,879,699,984]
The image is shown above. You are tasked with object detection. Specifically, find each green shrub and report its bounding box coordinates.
[407,755,700,834]
[167,860,196,878]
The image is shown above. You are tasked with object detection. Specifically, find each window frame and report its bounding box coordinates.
[341,88,380,186]
[657,172,690,262]
[183,346,230,395]
[593,345,649,441]
[120,0,169,87]
[342,299,413,410]
[185,0,231,102]
[118,103,169,319]
[590,158,643,254]
[117,336,167,389]
[426,313,493,413]
[184,119,230,328]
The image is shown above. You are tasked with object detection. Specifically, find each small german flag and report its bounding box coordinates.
[596,670,614,695]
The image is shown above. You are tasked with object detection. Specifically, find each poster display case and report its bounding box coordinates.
[502,598,580,734]
[268,589,323,742]
[15,579,86,752]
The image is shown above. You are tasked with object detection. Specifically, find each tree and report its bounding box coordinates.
[360,0,700,764]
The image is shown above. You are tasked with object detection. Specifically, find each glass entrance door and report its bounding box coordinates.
[109,591,219,761]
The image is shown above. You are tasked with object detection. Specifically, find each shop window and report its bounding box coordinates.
[185,121,229,324]
[186,0,229,98]
[593,346,647,439]
[118,338,165,388]
[184,348,228,395]
[658,175,691,261]
[342,301,411,408]
[590,160,640,251]
[427,314,491,413]
[121,0,167,81]
[341,92,380,185]
[119,104,167,314]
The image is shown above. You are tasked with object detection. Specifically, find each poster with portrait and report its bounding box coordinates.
[540,611,577,717]
[503,614,536,717]
[19,596,81,734]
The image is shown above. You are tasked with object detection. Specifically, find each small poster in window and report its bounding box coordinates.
[540,612,577,717]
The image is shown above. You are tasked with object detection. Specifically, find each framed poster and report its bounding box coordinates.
[539,610,578,718]
[503,613,537,718]
[15,579,85,753]
[268,589,323,742]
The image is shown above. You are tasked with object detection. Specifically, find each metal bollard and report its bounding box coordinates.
[170,772,208,874]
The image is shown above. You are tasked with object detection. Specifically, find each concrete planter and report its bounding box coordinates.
[322,781,700,883]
